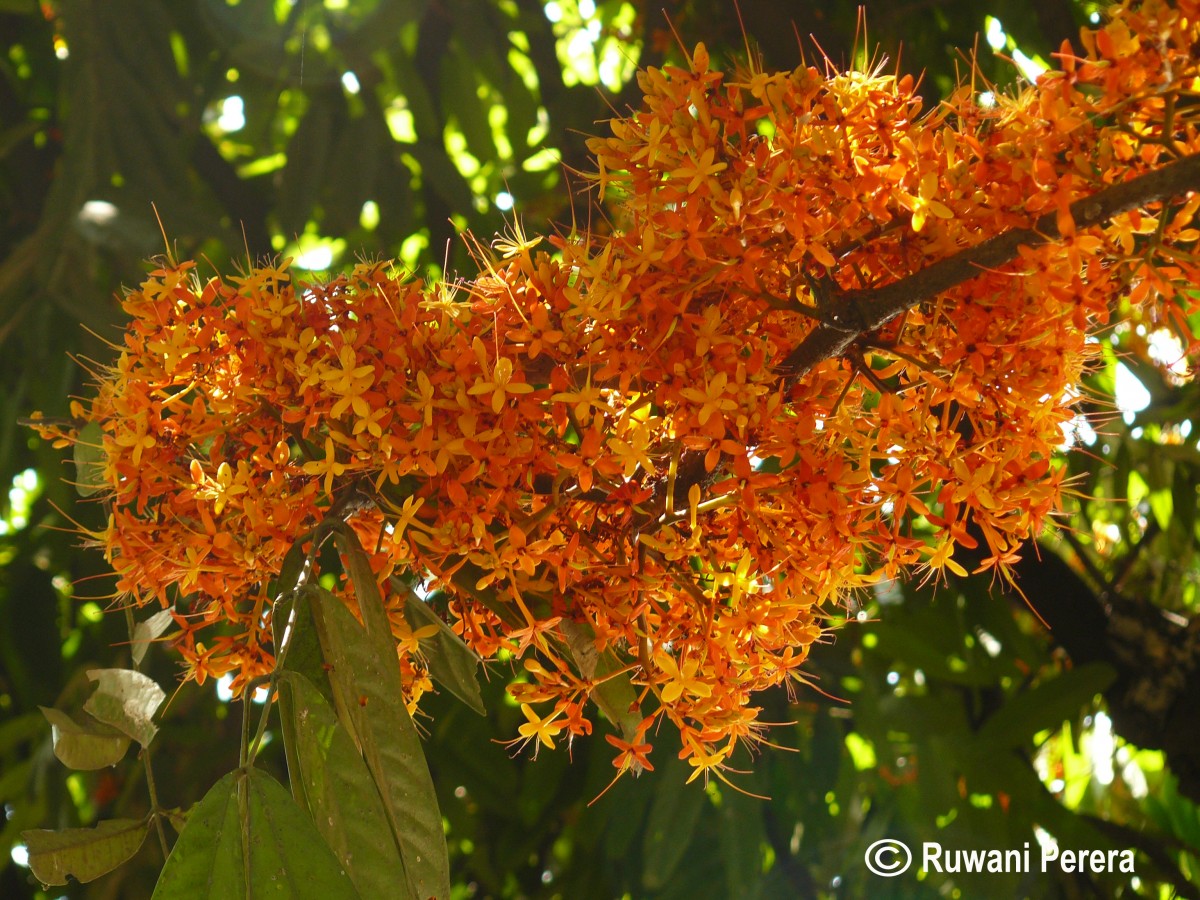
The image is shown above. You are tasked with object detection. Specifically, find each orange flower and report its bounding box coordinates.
[29,0,1200,778]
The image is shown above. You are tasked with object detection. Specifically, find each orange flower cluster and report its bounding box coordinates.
[36,0,1200,780]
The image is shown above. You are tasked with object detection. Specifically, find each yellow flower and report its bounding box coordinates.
[675,146,727,193]
[517,703,565,752]
[321,346,376,418]
[302,436,349,495]
[552,370,608,426]
[467,356,534,414]
[907,171,954,233]
[679,372,737,425]
[607,428,656,478]
[656,652,713,703]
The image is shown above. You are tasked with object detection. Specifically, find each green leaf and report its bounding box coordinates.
[334,527,395,649]
[277,670,408,899]
[720,786,769,898]
[275,581,340,801]
[242,769,361,899]
[314,528,450,900]
[152,769,360,900]
[83,668,165,748]
[1148,486,1174,531]
[1172,467,1197,545]
[409,141,478,216]
[279,92,341,234]
[441,49,498,165]
[403,588,486,716]
[322,114,384,235]
[0,759,32,806]
[641,755,707,889]
[22,817,149,886]
[131,609,175,668]
[0,709,46,753]
[274,526,321,603]
[39,706,130,770]
[869,618,1000,686]
[73,421,107,497]
[974,662,1116,752]
[152,773,251,900]
[0,120,41,162]
[560,619,641,743]
[276,576,336,709]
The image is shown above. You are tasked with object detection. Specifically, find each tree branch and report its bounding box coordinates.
[778,152,1200,383]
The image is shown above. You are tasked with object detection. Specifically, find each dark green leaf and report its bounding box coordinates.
[322,114,385,235]
[152,772,248,899]
[560,619,641,743]
[279,93,341,234]
[641,755,707,889]
[1172,466,1197,541]
[974,662,1116,752]
[441,48,498,164]
[334,527,394,648]
[0,120,41,162]
[869,617,1000,686]
[276,575,336,710]
[274,536,312,603]
[317,528,450,900]
[410,141,478,216]
[0,710,44,753]
[242,768,361,899]
[275,578,341,805]
[277,670,408,899]
[720,784,768,898]
[152,769,360,900]
[0,758,33,805]
[22,817,149,886]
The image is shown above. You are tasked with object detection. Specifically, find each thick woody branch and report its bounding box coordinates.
[779,152,1200,383]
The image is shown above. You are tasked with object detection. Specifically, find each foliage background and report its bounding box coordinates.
[1,0,1199,897]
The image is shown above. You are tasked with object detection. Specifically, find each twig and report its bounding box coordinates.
[777,152,1200,382]
[123,606,170,860]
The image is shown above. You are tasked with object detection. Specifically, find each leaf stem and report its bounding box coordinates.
[123,605,170,860]
[243,523,336,765]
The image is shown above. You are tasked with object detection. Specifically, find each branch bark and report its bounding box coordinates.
[778,151,1200,383]
[635,152,1200,536]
